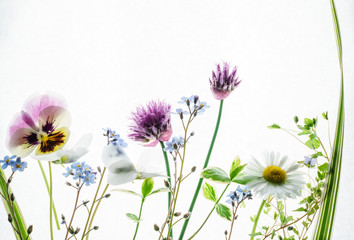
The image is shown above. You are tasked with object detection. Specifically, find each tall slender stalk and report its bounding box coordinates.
[133,197,145,240]
[313,0,344,239]
[179,100,224,240]
[250,200,266,240]
[81,167,106,239]
[159,141,173,237]
[48,162,54,240]
[37,160,60,230]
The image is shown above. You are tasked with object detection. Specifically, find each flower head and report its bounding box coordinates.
[244,152,305,200]
[128,100,172,147]
[209,63,241,100]
[226,185,252,204]
[304,156,317,167]
[164,136,184,153]
[175,95,210,118]
[103,128,128,148]
[7,93,71,158]
[63,161,96,186]
[0,155,17,170]
[11,157,28,172]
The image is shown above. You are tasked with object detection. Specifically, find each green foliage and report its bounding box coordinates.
[202,182,217,202]
[201,167,230,183]
[229,157,246,181]
[141,178,154,198]
[112,189,142,197]
[268,124,281,129]
[215,203,231,221]
[126,213,140,222]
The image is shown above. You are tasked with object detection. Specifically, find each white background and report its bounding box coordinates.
[0,0,353,239]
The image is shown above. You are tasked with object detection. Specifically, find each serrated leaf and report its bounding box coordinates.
[231,173,250,184]
[150,187,170,196]
[318,163,329,172]
[141,178,154,198]
[268,124,281,129]
[202,182,217,202]
[216,203,231,221]
[201,167,230,183]
[111,189,142,197]
[230,157,241,179]
[126,213,140,222]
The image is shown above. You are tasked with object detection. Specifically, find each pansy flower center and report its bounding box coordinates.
[263,166,287,184]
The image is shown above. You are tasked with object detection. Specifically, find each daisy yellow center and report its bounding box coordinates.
[263,166,287,184]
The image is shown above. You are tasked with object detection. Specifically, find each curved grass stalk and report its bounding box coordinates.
[250,200,266,240]
[313,0,344,239]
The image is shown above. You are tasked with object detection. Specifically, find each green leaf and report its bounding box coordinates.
[318,163,329,172]
[304,118,313,126]
[294,207,307,212]
[201,167,231,183]
[309,133,317,140]
[322,111,329,120]
[294,116,299,124]
[111,189,142,197]
[216,203,231,221]
[126,213,140,222]
[305,139,320,149]
[231,173,250,184]
[149,187,170,196]
[249,232,262,237]
[141,178,154,198]
[202,182,217,202]
[230,157,240,179]
[298,130,312,136]
[268,124,281,129]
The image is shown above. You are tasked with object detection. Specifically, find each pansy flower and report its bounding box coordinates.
[7,93,71,158]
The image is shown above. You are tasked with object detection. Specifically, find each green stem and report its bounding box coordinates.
[188,183,230,240]
[37,160,60,230]
[49,162,54,240]
[179,99,224,240]
[159,141,173,237]
[133,197,145,240]
[85,184,109,240]
[250,200,266,240]
[314,0,344,239]
[81,167,106,239]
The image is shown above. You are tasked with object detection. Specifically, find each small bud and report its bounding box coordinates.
[294,116,299,124]
[234,215,238,220]
[193,95,199,104]
[66,182,72,186]
[83,200,90,206]
[93,226,99,230]
[183,212,191,219]
[7,178,12,184]
[10,193,15,201]
[104,194,111,198]
[164,180,170,188]
[179,112,183,120]
[166,219,170,224]
[27,225,33,234]
[69,226,75,234]
[173,143,178,150]
[191,166,196,172]
[153,224,160,231]
[288,226,293,231]
[224,230,228,235]
[190,131,195,136]
[76,182,80,187]
[8,214,12,223]
[231,200,235,207]
[97,166,102,174]
[186,99,190,107]
[74,227,80,234]
[61,214,65,220]
[322,111,328,120]
[174,212,181,217]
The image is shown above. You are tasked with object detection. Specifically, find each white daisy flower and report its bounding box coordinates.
[244,152,305,200]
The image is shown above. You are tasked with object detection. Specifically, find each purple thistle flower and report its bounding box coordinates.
[209,62,241,100]
[128,100,173,147]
